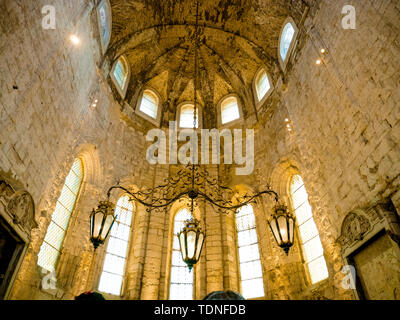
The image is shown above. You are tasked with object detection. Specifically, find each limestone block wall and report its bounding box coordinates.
[0,0,155,299]
[252,0,400,300]
[1,0,399,301]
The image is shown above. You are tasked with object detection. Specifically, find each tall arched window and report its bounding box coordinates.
[111,56,130,98]
[169,208,193,300]
[139,89,159,119]
[38,158,84,272]
[290,175,328,284]
[255,69,272,102]
[280,22,296,63]
[236,204,264,299]
[98,195,134,295]
[179,104,199,129]
[221,96,240,125]
[97,0,112,53]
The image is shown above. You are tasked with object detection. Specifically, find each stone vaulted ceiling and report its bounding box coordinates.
[105,0,310,127]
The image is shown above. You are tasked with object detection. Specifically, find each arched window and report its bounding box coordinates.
[139,89,159,120]
[97,0,112,53]
[111,56,130,98]
[221,96,240,125]
[255,69,272,102]
[169,208,193,300]
[38,158,84,272]
[280,22,296,63]
[179,104,199,129]
[98,194,134,295]
[113,58,128,89]
[290,175,328,284]
[236,204,264,299]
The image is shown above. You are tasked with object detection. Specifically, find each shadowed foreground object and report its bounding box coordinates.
[0,0,400,301]
[75,291,106,300]
[203,291,245,300]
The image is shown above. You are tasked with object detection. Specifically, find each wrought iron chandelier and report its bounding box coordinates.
[90,1,295,266]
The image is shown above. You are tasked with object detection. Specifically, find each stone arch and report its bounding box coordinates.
[268,158,302,206]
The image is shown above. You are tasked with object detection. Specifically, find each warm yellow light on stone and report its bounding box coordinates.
[70,35,80,45]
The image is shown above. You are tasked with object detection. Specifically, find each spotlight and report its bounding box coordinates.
[70,35,80,45]
[320,48,326,54]
[316,59,322,65]
[285,118,289,122]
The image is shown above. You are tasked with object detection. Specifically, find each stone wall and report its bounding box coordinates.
[0,0,399,300]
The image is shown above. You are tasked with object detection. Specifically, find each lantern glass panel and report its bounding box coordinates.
[270,219,281,244]
[277,215,288,242]
[101,214,114,239]
[93,211,103,237]
[195,233,204,260]
[289,218,294,243]
[186,230,197,259]
[179,232,187,260]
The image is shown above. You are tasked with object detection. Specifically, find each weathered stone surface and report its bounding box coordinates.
[0,0,399,300]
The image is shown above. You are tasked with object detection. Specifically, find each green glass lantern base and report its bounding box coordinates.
[281,244,293,255]
[91,238,104,250]
[184,259,197,272]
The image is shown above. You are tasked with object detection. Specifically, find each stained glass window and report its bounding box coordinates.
[38,158,84,272]
[255,70,271,101]
[140,90,159,119]
[290,175,329,284]
[280,22,295,62]
[113,58,128,90]
[179,104,199,129]
[170,208,193,300]
[221,96,240,125]
[98,195,134,296]
[236,204,264,299]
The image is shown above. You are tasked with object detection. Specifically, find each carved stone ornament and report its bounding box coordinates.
[337,212,371,248]
[0,180,37,238]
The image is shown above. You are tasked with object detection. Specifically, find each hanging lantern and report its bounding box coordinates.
[90,200,116,249]
[177,218,205,271]
[268,204,295,255]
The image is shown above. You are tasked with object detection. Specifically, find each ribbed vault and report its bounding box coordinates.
[105,0,312,127]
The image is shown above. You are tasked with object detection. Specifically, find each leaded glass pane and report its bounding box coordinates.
[256,70,271,101]
[290,175,329,284]
[236,205,264,299]
[114,59,127,89]
[221,96,240,124]
[170,208,193,300]
[37,158,83,272]
[280,22,295,62]
[98,195,134,295]
[140,90,158,119]
[179,104,199,128]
